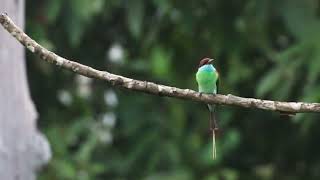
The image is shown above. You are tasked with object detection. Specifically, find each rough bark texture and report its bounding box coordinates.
[0,2,51,180]
[1,13,320,113]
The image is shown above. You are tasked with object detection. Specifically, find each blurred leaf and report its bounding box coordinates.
[144,169,193,180]
[255,164,274,179]
[257,67,281,97]
[127,0,144,39]
[220,169,239,180]
[151,46,172,78]
[75,133,98,163]
[52,159,77,179]
[67,17,85,46]
[220,129,241,157]
[46,0,62,23]
[307,47,320,84]
[282,0,318,40]
[66,0,104,46]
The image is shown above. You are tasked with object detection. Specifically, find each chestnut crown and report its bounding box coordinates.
[198,58,214,67]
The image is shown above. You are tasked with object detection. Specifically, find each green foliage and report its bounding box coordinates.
[26,0,320,179]
[127,0,144,39]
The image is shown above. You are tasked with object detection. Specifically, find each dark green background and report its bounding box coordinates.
[26,0,320,179]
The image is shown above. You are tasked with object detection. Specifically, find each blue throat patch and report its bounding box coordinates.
[198,64,216,72]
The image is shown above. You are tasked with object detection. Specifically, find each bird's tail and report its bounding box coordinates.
[207,104,218,160]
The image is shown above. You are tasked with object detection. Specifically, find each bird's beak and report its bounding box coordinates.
[208,59,214,63]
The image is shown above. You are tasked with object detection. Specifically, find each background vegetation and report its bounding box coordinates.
[26,0,320,179]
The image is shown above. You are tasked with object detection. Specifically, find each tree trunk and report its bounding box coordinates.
[0,0,51,179]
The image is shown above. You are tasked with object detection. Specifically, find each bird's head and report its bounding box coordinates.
[198,58,214,68]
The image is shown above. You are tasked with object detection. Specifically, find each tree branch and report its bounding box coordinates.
[1,13,320,113]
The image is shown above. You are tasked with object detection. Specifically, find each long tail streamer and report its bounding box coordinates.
[212,130,216,159]
[208,104,218,160]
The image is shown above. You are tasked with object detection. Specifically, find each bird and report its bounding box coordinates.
[196,57,219,159]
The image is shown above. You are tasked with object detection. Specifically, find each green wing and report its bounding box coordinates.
[216,71,219,93]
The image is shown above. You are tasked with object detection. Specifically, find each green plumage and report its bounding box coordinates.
[196,65,218,94]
